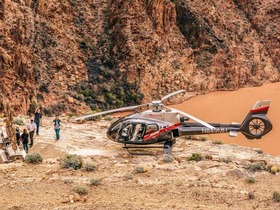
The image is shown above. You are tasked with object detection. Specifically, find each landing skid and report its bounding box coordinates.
[123,141,173,155]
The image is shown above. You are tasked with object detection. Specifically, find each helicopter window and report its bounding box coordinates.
[145,124,159,135]
[107,118,126,140]
[132,124,145,141]
[120,123,146,141]
[120,124,133,139]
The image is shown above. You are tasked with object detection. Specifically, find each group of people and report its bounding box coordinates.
[15,107,61,153]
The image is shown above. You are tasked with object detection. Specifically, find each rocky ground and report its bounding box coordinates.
[0,116,280,210]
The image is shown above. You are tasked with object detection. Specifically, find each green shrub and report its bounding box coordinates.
[25,153,43,164]
[60,154,83,170]
[273,191,280,202]
[83,163,96,171]
[90,178,102,186]
[123,173,133,180]
[72,186,88,195]
[187,153,204,162]
[199,136,207,141]
[13,118,25,126]
[212,140,223,145]
[63,179,74,184]
[104,116,114,121]
[245,176,256,184]
[245,162,266,171]
[221,157,232,163]
[256,149,264,154]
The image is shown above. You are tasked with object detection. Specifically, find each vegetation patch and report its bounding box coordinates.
[83,163,96,171]
[244,162,266,172]
[256,149,264,154]
[273,191,280,202]
[220,157,232,163]
[25,153,43,164]
[123,173,133,180]
[63,179,74,184]
[60,154,83,170]
[199,136,208,141]
[187,153,204,162]
[90,178,102,186]
[13,118,25,126]
[245,162,266,171]
[212,140,223,145]
[72,186,89,195]
[245,176,256,184]
[104,116,114,121]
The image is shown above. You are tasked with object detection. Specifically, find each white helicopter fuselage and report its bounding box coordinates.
[130,110,181,124]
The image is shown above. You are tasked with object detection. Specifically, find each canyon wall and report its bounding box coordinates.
[0,0,279,114]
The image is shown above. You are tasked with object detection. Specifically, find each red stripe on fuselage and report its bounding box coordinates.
[143,122,181,141]
[250,106,269,113]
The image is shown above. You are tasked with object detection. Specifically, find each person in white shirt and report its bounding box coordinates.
[27,119,36,147]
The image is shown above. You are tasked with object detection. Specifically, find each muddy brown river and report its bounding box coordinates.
[173,82,280,156]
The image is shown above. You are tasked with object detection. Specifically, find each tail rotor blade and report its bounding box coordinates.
[164,106,215,129]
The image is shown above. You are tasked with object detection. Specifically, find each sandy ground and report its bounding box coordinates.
[0,83,280,210]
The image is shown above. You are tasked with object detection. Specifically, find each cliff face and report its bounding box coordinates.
[0,0,279,114]
[110,0,279,102]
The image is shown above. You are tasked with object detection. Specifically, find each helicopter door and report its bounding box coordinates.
[131,124,145,141]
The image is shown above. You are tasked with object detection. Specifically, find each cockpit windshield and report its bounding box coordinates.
[107,118,125,140]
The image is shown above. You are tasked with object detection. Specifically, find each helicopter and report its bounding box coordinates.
[75,90,273,154]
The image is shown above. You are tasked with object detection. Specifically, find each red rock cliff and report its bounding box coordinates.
[0,0,279,114]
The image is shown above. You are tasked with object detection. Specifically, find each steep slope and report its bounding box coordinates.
[110,0,279,101]
[0,0,279,114]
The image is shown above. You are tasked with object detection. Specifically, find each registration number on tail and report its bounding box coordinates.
[202,128,228,134]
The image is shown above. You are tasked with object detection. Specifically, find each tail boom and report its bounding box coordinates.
[178,100,272,140]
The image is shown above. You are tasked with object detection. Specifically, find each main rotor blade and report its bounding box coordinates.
[164,106,215,129]
[160,90,186,102]
[74,104,149,121]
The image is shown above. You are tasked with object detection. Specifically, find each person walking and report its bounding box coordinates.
[27,119,36,147]
[21,129,29,153]
[34,107,42,135]
[53,116,61,140]
[15,126,21,146]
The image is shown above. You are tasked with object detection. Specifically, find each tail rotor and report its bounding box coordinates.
[240,100,273,139]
